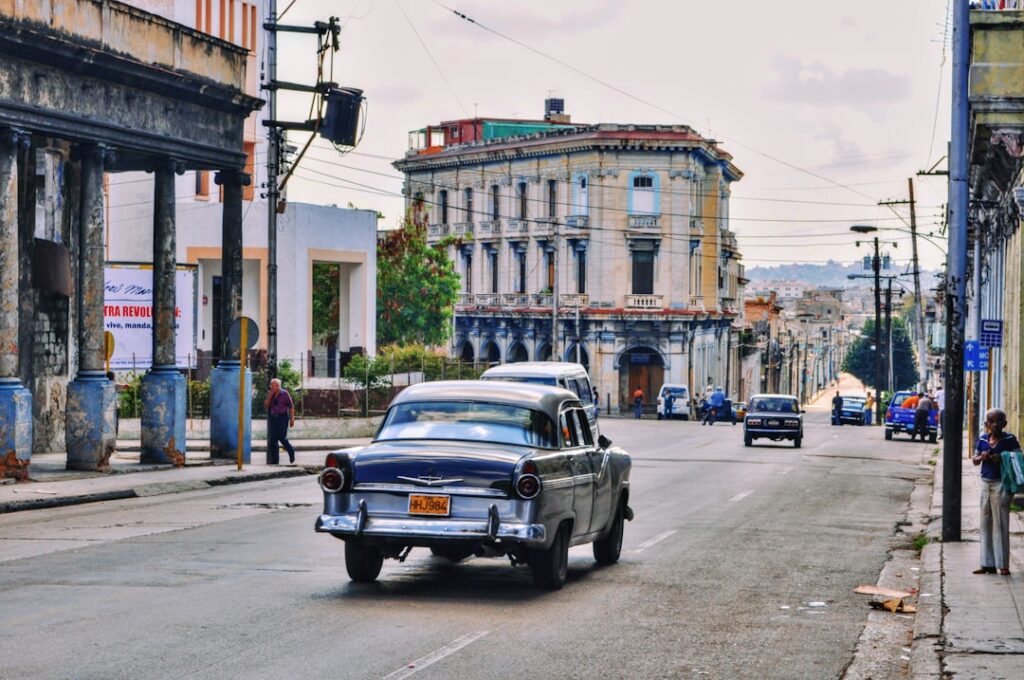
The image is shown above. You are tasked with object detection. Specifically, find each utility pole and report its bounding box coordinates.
[551,232,559,362]
[266,0,279,379]
[908,178,928,391]
[885,279,893,392]
[872,237,884,424]
[944,0,969,543]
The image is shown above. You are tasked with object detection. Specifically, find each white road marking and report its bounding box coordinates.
[782,466,793,475]
[382,631,490,679]
[633,529,677,553]
[729,489,753,503]
[817,442,829,449]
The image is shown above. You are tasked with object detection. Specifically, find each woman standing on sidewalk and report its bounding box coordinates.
[972,408,1017,576]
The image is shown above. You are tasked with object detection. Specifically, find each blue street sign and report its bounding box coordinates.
[965,340,990,371]
[980,319,1003,348]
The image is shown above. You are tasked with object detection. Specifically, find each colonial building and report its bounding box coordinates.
[394,102,745,412]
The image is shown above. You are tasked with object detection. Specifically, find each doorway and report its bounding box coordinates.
[618,347,664,413]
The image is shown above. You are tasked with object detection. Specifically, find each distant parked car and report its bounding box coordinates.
[656,384,690,420]
[315,381,634,590]
[481,362,597,430]
[744,394,803,448]
[839,395,867,425]
[734,402,748,420]
[885,390,938,442]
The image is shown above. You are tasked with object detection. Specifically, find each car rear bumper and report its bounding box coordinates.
[315,512,547,546]
[745,428,800,438]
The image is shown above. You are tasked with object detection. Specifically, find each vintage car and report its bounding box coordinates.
[315,381,633,590]
[838,395,867,426]
[743,393,803,448]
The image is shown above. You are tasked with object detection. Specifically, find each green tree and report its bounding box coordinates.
[311,262,341,345]
[377,197,461,347]
[842,317,918,390]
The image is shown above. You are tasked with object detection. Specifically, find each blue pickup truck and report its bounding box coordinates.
[885,391,938,442]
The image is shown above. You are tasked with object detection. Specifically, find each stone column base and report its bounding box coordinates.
[0,380,32,480]
[210,361,252,463]
[66,376,116,472]
[141,369,186,466]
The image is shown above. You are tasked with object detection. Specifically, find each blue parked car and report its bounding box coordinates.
[885,391,938,442]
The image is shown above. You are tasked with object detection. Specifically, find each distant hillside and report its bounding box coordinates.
[746,261,938,290]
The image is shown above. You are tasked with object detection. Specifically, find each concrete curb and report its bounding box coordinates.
[910,542,943,679]
[0,467,312,514]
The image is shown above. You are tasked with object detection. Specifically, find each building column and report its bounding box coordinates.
[210,170,252,462]
[0,129,31,480]
[66,145,116,471]
[141,160,186,465]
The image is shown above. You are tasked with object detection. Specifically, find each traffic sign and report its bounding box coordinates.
[228,317,259,351]
[965,340,989,371]
[980,319,1003,348]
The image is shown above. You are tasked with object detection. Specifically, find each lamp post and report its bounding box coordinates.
[852,225,884,425]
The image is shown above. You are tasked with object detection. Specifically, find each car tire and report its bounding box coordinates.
[794,436,802,449]
[345,540,384,583]
[593,503,625,565]
[885,429,893,441]
[744,433,752,447]
[530,523,569,590]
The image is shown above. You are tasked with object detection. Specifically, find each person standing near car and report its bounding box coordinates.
[632,387,644,420]
[664,391,675,419]
[831,391,843,426]
[864,393,875,426]
[972,408,1018,576]
[264,378,296,464]
[935,386,945,439]
[912,392,932,442]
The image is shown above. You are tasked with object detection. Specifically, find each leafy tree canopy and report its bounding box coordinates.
[842,317,918,391]
[377,199,461,347]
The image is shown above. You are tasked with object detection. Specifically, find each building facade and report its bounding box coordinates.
[394,105,745,413]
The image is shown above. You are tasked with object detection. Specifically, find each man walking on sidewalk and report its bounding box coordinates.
[831,391,843,426]
[264,378,296,465]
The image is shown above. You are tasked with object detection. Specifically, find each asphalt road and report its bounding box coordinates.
[0,410,935,680]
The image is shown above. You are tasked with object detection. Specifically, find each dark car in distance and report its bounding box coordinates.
[839,396,867,425]
[744,394,803,448]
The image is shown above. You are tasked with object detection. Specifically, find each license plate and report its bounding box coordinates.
[408,494,450,516]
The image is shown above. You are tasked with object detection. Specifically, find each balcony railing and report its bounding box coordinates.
[456,293,473,306]
[628,214,660,230]
[505,219,530,235]
[475,293,500,306]
[689,295,705,310]
[502,293,531,307]
[477,220,501,236]
[559,293,589,308]
[452,221,473,236]
[625,294,664,310]
[530,218,556,237]
[532,293,553,306]
[427,223,450,238]
[565,214,589,229]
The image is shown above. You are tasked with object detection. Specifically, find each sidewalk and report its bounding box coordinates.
[913,446,1024,678]
[0,438,369,514]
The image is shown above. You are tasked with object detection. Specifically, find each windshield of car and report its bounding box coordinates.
[749,397,799,413]
[662,387,688,398]
[377,401,557,448]
[481,375,558,386]
[844,398,865,408]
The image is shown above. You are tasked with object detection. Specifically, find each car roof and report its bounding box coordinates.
[481,362,588,378]
[390,380,579,418]
[659,383,689,389]
[750,393,798,400]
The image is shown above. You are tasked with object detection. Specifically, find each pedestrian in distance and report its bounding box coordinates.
[106,371,130,438]
[831,391,843,426]
[664,391,675,419]
[703,386,725,426]
[864,393,874,426]
[972,408,1019,576]
[592,388,600,419]
[935,385,945,439]
[911,392,932,442]
[632,387,644,420]
[264,378,296,465]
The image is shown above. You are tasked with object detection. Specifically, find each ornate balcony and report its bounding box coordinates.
[532,293,553,307]
[427,223,450,238]
[502,293,531,307]
[477,220,502,237]
[628,214,660,231]
[475,293,500,306]
[456,293,473,307]
[505,219,530,235]
[452,221,473,236]
[689,295,705,310]
[559,293,590,308]
[565,214,589,229]
[530,218,556,237]
[624,294,664,310]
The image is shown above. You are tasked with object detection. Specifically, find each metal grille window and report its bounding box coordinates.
[439,190,448,224]
[463,251,473,293]
[516,248,527,293]
[491,184,500,220]
[577,249,587,294]
[464,187,474,223]
[489,249,499,293]
[518,182,528,219]
[632,250,654,295]
[547,179,557,218]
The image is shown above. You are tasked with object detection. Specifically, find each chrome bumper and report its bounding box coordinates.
[315,513,547,545]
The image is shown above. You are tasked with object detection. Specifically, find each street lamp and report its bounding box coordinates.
[851,225,883,425]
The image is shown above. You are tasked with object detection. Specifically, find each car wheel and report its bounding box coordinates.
[345,539,384,583]
[593,503,625,565]
[885,429,893,441]
[794,436,802,449]
[744,433,752,447]
[530,523,569,590]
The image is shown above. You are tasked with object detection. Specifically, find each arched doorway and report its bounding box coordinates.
[507,341,529,363]
[481,340,501,365]
[536,343,552,362]
[564,344,590,372]
[618,347,665,414]
[458,340,475,363]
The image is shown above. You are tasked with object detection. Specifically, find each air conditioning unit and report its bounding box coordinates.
[320,88,364,147]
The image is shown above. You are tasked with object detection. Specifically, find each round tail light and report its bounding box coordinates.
[516,473,541,500]
[319,467,345,493]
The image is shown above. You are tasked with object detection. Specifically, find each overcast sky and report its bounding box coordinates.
[274,0,952,272]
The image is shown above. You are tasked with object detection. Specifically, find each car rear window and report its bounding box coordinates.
[750,397,799,413]
[481,375,558,386]
[377,401,557,448]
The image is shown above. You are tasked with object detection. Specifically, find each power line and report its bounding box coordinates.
[395,0,471,118]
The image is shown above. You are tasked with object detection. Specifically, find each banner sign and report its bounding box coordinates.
[980,319,1003,348]
[103,264,197,369]
[965,340,989,372]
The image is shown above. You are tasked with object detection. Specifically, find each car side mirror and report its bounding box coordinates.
[598,434,612,449]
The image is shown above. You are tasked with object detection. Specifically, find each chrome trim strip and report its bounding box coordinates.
[540,473,593,490]
[316,513,547,545]
[352,483,507,498]
[396,475,465,486]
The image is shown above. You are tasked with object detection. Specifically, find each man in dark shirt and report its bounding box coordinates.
[831,391,843,426]
[264,378,296,465]
[912,393,933,441]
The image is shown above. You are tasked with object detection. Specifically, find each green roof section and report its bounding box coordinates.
[482,121,577,141]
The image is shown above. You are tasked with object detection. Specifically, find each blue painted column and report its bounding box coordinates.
[141,161,186,465]
[210,169,252,462]
[0,129,32,480]
[66,144,116,471]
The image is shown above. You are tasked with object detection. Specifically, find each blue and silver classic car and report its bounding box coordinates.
[315,381,633,589]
